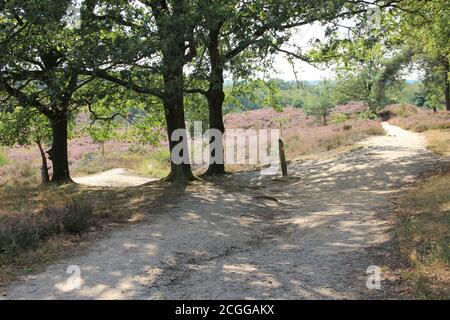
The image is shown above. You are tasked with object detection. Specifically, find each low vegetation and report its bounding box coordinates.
[424,130,450,156]
[225,107,384,165]
[384,104,450,299]
[385,104,450,132]
[0,184,94,283]
[0,151,7,167]
[72,148,171,179]
[395,168,450,299]
[0,201,93,261]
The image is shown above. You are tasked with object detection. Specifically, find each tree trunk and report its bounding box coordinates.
[162,66,196,183]
[205,83,226,175]
[36,139,50,185]
[443,58,450,111]
[48,115,72,184]
[204,24,227,176]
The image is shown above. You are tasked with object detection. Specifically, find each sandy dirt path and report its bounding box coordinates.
[2,123,442,299]
[73,168,157,187]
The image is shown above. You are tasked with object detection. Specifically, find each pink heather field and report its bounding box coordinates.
[0,104,385,184]
[385,104,450,132]
[224,105,384,164]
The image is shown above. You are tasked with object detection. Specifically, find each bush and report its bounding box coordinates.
[359,110,378,120]
[365,126,386,136]
[46,201,93,234]
[318,134,345,151]
[0,200,93,259]
[331,113,349,124]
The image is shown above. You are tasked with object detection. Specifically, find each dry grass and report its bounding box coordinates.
[385,104,450,132]
[395,169,450,299]
[0,178,189,285]
[0,201,92,261]
[0,183,95,283]
[424,130,450,156]
[0,151,7,167]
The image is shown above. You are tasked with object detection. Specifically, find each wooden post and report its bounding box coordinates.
[279,139,288,177]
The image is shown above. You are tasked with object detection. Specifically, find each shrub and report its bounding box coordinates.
[0,214,40,253]
[365,126,386,136]
[46,201,93,234]
[0,200,93,259]
[359,110,378,120]
[319,134,345,151]
[331,113,349,124]
[128,144,148,155]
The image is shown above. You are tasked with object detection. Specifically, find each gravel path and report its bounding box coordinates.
[2,123,441,299]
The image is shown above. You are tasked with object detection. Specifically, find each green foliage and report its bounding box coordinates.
[78,80,166,148]
[185,93,209,136]
[224,79,346,112]
[359,110,378,120]
[391,0,449,110]
[151,149,171,164]
[303,81,337,125]
[0,108,52,148]
[224,79,283,112]
[331,113,349,124]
